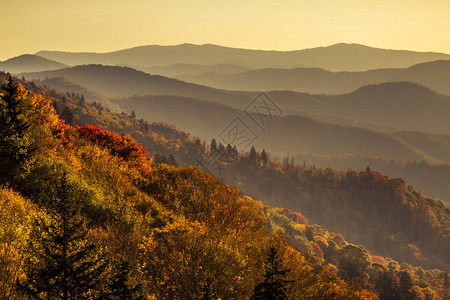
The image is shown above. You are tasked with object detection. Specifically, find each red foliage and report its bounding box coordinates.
[76,124,152,175]
[52,121,74,149]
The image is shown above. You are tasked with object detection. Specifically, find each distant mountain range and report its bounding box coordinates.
[22,67,448,163]
[391,60,450,97]
[21,64,450,135]
[177,60,450,96]
[35,43,450,72]
[0,54,66,73]
[134,63,252,77]
[176,67,401,94]
[112,93,449,163]
[21,64,250,108]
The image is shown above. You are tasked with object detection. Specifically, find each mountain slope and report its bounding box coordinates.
[139,63,252,77]
[0,54,66,73]
[36,43,450,72]
[177,67,401,94]
[34,77,120,111]
[2,72,448,298]
[390,60,450,96]
[260,82,450,135]
[20,64,250,108]
[21,65,450,135]
[0,72,382,299]
[111,95,443,163]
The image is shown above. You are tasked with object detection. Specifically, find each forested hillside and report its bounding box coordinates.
[0,76,382,299]
[2,73,449,298]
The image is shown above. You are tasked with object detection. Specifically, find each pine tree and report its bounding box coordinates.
[167,154,178,167]
[16,173,108,299]
[106,259,143,300]
[210,138,217,154]
[0,76,34,182]
[261,149,268,167]
[251,246,291,300]
[249,146,257,166]
[61,106,75,125]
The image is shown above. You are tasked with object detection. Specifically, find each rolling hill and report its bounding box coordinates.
[111,94,446,163]
[35,43,450,72]
[259,82,450,135]
[0,54,66,73]
[34,76,120,111]
[390,60,450,96]
[176,67,401,94]
[137,63,252,77]
[20,64,251,108]
[21,65,450,135]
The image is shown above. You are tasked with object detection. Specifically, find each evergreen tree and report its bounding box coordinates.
[261,149,268,167]
[0,76,34,182]
[167,154,178,167]
[130,110,136,118]
[210,138,217,154]
[106,259,143,300]
[61,106,75,125]
[249,146,257,166]
[16,173,108,299]
[251,246,291,300]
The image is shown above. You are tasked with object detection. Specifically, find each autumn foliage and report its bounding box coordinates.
[76,124,152,175]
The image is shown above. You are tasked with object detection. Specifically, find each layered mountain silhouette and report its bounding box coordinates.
[111,94,447,163]
[176,67,401,94]
[390,60,450,96]
[22,65,450,135]
[176,60,450,96]
[0,54,66,73]
[36,43,450,71]
[21,64,250,108]
[135,63,252,77]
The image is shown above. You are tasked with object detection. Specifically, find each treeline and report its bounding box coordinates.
[291,152,450,206]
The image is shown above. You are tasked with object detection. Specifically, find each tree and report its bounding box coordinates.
[16,172,108,299]
[130,110,136,118]
[261,149,268,167]
[0,76,34,182]
[399,271,415,300]
[251,245,291,300]
[249,146,257,166]
[106,259,143,300]
[61,106,75,125]
[210,138,217,154]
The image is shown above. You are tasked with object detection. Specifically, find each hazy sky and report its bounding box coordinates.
[1,0,450,60]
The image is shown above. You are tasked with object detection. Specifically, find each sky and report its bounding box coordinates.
[1,0,450,60]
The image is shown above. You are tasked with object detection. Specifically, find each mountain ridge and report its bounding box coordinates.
[35,43,450,72]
